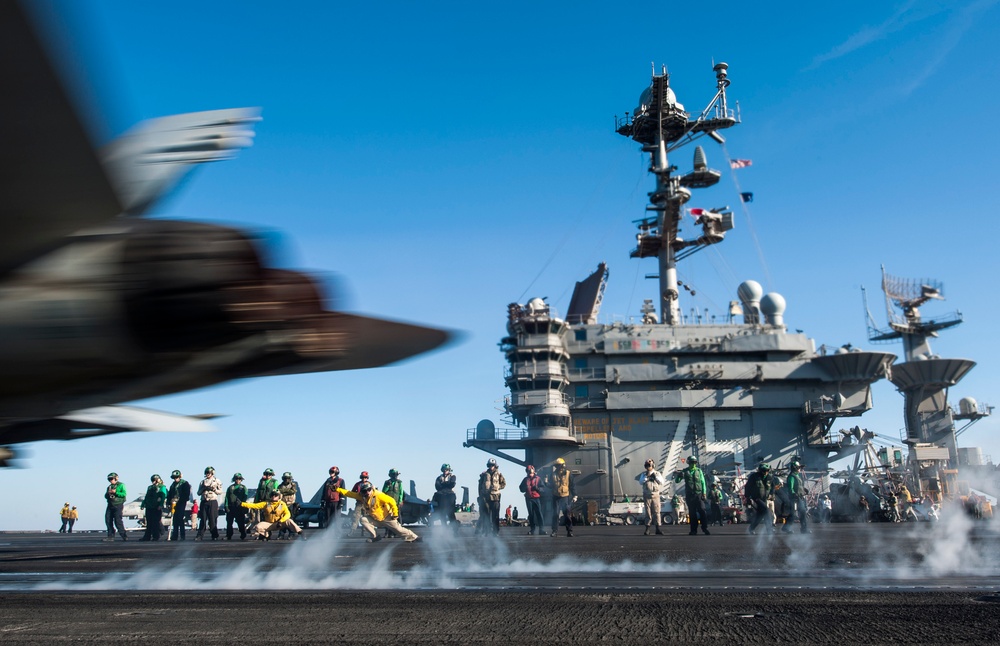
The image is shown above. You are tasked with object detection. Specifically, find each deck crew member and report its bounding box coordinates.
[196,466,223,540]
[519,465,544,535]
[276,472,298,539]
[675,456,710,536]
[167,470,192,540]
[321,466,345,529]
[348,471,371,535]
[59,503,71,533]
[226,473,249,540]
[709,482,725,526]
[479,458,506,536]
[382,469,406,538]
[786,458,810,534]
[337,482,419,543]
[242,489,306,540]
[140,474,167,541]
[640,459,664,535]
[433,464,460,529]
[744,462,774,535]
[549,458,576,537]
[104,472,128,542]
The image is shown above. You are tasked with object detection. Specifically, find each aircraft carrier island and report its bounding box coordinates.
[464,63,990,510]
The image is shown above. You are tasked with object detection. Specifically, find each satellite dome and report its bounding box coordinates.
[737,280,763,304]
[527,297,547,315]
[760,293,786,326]
[635,87,653,114]
[635,86,683,115]
[960,397,978,415]
[759,293,786,316]
[835,347,849,354]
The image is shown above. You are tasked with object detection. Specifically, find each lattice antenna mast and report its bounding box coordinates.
[870,265,963,361]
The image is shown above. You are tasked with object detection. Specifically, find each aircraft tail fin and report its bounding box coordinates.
[102,108,261,216]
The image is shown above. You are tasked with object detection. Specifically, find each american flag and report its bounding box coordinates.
[729,159,753,169]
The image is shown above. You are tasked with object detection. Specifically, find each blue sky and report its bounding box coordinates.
[6,1,1000,530]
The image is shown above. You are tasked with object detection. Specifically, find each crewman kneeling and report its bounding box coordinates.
[241,490,306,541]
[338,481,420,543]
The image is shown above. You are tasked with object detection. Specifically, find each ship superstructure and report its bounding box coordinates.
[866,267,992,500]
[465,64,897,505]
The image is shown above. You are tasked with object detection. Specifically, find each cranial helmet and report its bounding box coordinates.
[330,466,339,474]
[204,466,214,475]
[388,468,399,478]
[283,472,293,480]
[441,463,451,472]
[525,465,535,473]
[359,481,374,494]
[554,458,566,466]
[487,458,498,468]
[361,471,369,478]
[107,472,118,480]
[264,468,275,476]
[759,462,771,472]
[171,470,182,478]
[151,474,161,483]
[687,456,698,465]
[644,459,654,469]
[270,490,281,498]
[790,459,802,471]
[233,473,243,482]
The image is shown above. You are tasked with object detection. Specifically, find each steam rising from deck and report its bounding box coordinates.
[28,513,1000,592]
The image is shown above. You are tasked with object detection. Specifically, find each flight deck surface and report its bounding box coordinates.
[1,522,997,644]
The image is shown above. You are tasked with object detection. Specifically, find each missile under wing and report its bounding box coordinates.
[0,2,449,456]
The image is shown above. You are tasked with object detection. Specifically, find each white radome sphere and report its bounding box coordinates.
[760,293,786,316]
[737,280,763,303]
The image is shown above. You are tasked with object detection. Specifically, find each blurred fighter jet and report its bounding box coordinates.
[0,3,449,463]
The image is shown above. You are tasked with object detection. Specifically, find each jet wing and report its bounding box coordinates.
[0,405,218,445]
[0,2,122,275]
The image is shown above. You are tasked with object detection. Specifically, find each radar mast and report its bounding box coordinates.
[615,63,739,324]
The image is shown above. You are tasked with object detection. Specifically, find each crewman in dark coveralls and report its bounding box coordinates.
[744,463,774,535]
[139,474,167,541]
[225,473,249,540]
[168,470,192,540]
[433,463,459,529]
[320,466,345,529]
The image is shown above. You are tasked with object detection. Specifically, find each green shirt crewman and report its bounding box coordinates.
[139,474,167,541]
[786,458,810,534]
[674,456,710,535]
[104,472,128,541]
